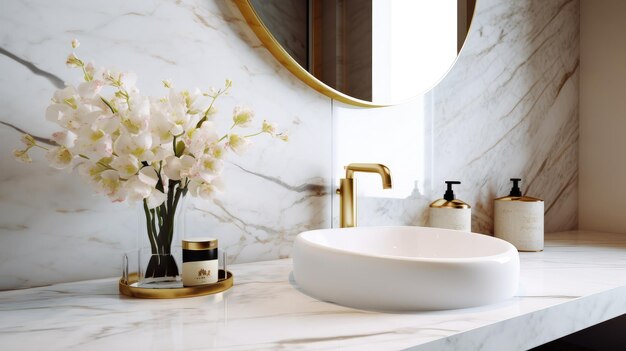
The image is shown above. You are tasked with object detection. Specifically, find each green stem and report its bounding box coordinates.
[81,65,92,82]
[155,207,163,232]
[155,171,168,252]
[149,208,159,252]
[143,200,158,255]
[244,131,264,138]
[167,184,185,249]
[100,96,117,113]
[77,154,114,170]
[197,87,227,128]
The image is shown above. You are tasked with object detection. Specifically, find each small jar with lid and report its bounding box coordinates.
[494,178,544,251]
[182,238,218,286]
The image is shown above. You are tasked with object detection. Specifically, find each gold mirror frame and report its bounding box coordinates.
[235,0,475,108]
[234,0,385,107]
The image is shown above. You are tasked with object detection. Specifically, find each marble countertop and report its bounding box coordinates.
[2,230,626,351]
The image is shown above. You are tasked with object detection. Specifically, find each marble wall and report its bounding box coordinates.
[0,0,331,290]
[335,0,579,234]
[431,0,579,234]
[0,0,579,290]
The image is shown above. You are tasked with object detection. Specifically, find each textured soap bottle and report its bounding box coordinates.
[429,181,471,231]
[494,178,544,251]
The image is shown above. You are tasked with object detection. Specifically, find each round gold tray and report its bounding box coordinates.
[119,269,233,299]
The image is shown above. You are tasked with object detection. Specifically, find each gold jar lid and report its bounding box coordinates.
[429,198,471,209]
[494,195,543,202]
[182,237,218,250]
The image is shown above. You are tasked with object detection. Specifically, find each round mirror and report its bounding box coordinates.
[236,0,476,107]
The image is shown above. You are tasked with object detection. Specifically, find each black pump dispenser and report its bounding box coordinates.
[444,181,461,201]
[508,178,522,197]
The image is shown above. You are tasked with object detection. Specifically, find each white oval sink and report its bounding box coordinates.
[293,226,519,311]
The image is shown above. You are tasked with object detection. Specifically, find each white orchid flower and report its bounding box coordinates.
[125,167,166,208]
[163,155,195,181]
[208,144,225,159]
[170,124,184,136]
[52,130,77,148]
[146,190,167,209]
[137,166,159,188]
[78,161,107,180]
[47,101,101,132]
[13,149,32,163]
[121,95,151,134]
[232,106,254,127]
[148,101,176,142]
[13,135,36,164]
[119,71,137,91]
[104,69,137,91]
[91,112,119,135]
[166,92,202,135]
[52,86,79,106]
[46,146,74,169]
[226,134,250,155]
[188,180,218,200]
[125,176,153,202]
[114,131,154,162]
[151,143,175,163]
[190,155,223,183]
[74,104,104,128]
[66,53,82,68]
[84,62,107,84]
[74,127,113,160]
[20,134,36,148]
[77,80,104,100]
[45,103,76,129]
[186,122,218,158]
[110,154,140,179]
[97,170,126,202]
[262,120,277,135]
[168,88,187,114]
[183,88,206,115]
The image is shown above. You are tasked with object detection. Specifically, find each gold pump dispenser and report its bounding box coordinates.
[429,181,471,231]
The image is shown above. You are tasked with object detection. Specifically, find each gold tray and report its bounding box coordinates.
[119,269,233,299]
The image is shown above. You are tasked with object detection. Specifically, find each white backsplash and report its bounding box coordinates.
[0,0,579,289]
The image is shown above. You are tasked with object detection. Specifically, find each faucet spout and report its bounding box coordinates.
[337,163,392,228]
[345,163,392,189]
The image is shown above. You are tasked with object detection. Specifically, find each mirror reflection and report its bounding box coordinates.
[248,0,475,105]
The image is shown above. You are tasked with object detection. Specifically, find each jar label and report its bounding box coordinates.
[429,207,472,231]
[494,201,544,251]
[183,260,219,286]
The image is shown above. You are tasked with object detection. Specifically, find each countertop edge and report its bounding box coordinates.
[413,285,626,351]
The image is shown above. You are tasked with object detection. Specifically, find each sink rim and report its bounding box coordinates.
[296,225,518,264]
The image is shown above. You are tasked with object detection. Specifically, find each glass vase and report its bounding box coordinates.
[137,191,187,288]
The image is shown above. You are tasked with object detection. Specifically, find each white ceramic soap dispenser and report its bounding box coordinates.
[494,178,544,251]
[429,181,471,232]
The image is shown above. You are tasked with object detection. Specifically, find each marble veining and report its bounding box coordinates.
[0,0,332,289]
[333,0,579,234]
[0,0,579,290]
[1,231,626,351]
[429,0,579,234]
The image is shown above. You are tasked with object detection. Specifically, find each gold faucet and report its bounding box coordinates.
[336,163,392,228]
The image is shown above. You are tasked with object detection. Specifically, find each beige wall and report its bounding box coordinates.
[580,0,626,233]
